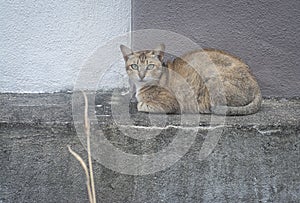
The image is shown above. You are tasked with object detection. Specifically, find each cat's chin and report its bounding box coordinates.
[135,81,146,86]
[134,80,158,90]
[137,80,158,86]
[135,79,150,84]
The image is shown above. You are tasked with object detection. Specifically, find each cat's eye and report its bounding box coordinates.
[130,64,139,70]
[146,64,155,70]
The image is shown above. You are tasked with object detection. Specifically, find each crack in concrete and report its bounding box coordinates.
[117,124,227,131]
[253,125,282,135]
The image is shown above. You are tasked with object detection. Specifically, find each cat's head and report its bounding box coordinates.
[120,44,165,86]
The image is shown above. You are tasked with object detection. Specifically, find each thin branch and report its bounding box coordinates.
[68,145,94,203]
[68,91,97,203]
[82,91,96,203]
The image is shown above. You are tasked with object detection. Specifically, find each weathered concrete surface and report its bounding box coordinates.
[0,92,299,202]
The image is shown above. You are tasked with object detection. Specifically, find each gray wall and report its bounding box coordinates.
[132,0,300,98]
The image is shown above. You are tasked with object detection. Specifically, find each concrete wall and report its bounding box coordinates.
[132,0,300,98]
[0,0,131,93]
[1,93,300,202]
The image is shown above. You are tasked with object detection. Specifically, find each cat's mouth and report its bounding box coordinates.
[136,79,159,85]
[137,78,149,83]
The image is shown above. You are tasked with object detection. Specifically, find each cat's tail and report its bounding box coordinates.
[212,88,262,116]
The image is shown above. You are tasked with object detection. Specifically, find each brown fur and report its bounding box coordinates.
[120,44,262,115]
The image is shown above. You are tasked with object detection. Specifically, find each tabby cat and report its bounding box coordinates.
[120,44,262,115]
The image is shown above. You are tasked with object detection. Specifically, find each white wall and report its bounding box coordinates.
[0,0,131,93]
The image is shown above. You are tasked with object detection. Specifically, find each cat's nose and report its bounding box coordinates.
[138,73,145,80]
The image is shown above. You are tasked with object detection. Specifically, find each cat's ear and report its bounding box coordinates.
[153,44,165,61]
[120,45,133,60]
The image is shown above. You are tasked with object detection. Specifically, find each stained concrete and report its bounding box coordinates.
[1,92,299,202]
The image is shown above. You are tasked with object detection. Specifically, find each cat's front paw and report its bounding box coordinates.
[137,102,153,112]
[137,102,164,113]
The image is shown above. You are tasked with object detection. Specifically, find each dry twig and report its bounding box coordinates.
[68,91,96,203]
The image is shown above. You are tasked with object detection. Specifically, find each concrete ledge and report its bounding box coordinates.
[1,92,299,202]
[1,92,299,126]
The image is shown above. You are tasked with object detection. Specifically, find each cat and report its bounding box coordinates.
[120,44,262,115]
